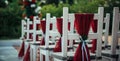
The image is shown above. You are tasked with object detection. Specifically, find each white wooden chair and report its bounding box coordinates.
[51,7,104,61]
[21,16,42,61]
[30,15,59,61]
[103,13,110,48]
[18,17,27,57]
[73,13,110,51]
[20,19,27,40]
[24,17,33,53]
[102,7,120,61]
[39,12,77,61]
[29,16,43,61]
[39,13,61,61]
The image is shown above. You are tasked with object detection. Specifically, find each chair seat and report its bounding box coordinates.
[74,44,105,49]
[39,45,73,50]
[104,44,120,49]
[102,50,120,59]
[40,45,55,50]
[51,51,98,60]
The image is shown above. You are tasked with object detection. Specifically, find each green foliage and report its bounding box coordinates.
[0,0,22,39]
[0,0,119,39]
[41,0,105,18]
[0,0,7,8]
[40,0,120,35]
[41,3,69,18]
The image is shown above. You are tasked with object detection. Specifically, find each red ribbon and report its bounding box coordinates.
[90,19,98,53]
[18,41,25,57]
[74,13,94,61]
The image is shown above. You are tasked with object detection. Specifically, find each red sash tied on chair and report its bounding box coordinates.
[18,41,25,57]
[40,20,46,45]
[41,20,46,34]
[54,18,71,52]
[53,18,63,52]
[90,20,97,53]
[29,24,33,39]
[23,45,30,61]
[40,20,46,61]
[74,13,94,61]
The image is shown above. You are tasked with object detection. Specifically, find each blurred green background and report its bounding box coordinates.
[0,0,120,39]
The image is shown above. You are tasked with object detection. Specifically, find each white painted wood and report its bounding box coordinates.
[22,16,42,61]
[30,44,37,61]
[26,18,30,40]
[50,16,57,31]
[29,16,43,61]
[68,14,75,48]
[111,7,119,55]
[101,7,120,61]
[62,7,68,57]
[45,13,50,48]
[20,20,26,39]
[39,13,60,61]
[33,16,37,43]
[67,33,100,40]
[104,13,110,47]
[32,16,41,42]
[96,7,104,58]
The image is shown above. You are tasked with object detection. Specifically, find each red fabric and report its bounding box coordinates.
[74,13,94,61]
[30,24,33,29]
[37,24,40,30]
[37,19,41,30]
[50,23,53,30]
[54,18,73,52]
[90,20,98,53]
[32,0,36,3]
[29,33,33,39]
[91,39,97,53]
[18,41,24,57]
[53,38,61,52]
[29,24,33,39]
[40,37,45,45]
[91,20,97,32]
[30,16,34,20]
[74,43,90,61]
[23,1,29,6]
[53,38,70,52]
[56,18,70,34]
[74,14,93,36]
[41,20,46,34]
[23,45,30,61]
[68,22,70,31]
[56,18,63,34]
[36,35,40,41]
[40,37,45,61]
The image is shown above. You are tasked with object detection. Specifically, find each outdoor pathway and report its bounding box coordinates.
[0,39,22,61]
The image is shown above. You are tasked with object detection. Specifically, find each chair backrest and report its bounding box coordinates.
[21,19,27,39]
[61,7,104,58]
[111,7,120,54]
[44,13,60,47]
[24,16,41,42]
[25,17,33,40]
[32,16,42,43]
[103,13,110,47]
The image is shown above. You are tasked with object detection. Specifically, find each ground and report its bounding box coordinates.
[0,36,120,61]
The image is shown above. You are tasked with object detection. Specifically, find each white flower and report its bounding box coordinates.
[5,0,8,5]
[30,4,36,8]
[35,6,41,13]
